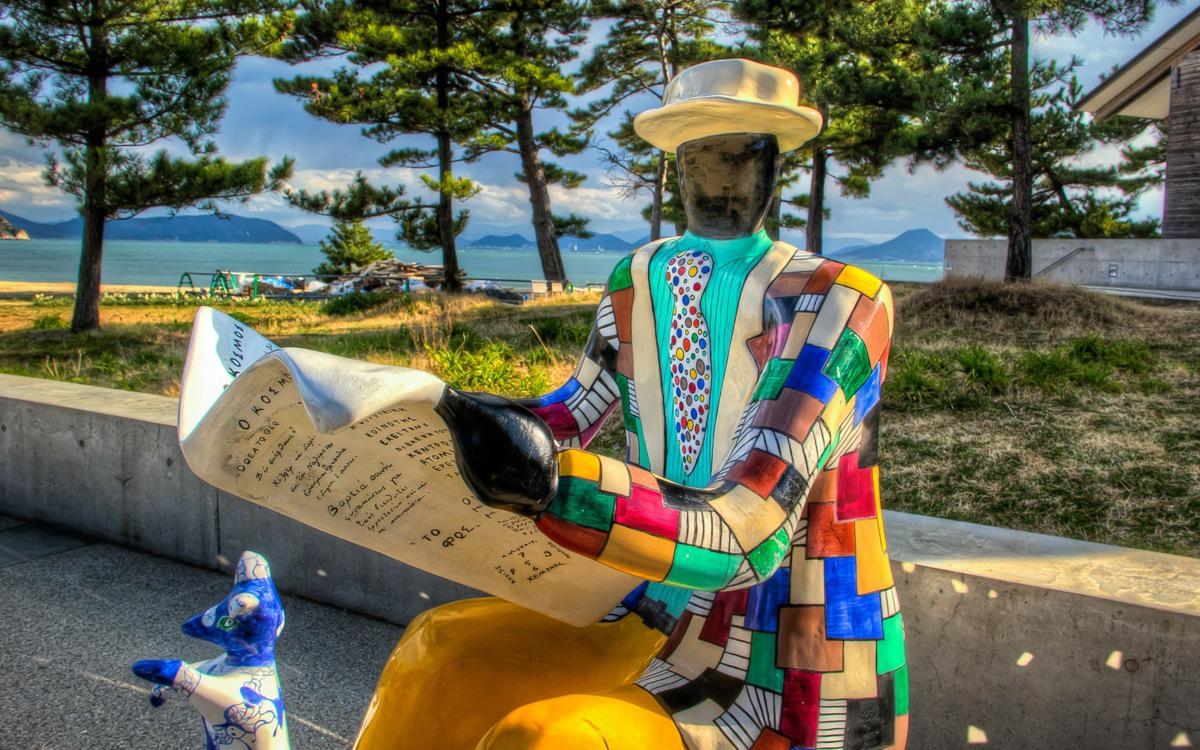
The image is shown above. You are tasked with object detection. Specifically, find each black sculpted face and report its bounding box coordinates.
[676,133,781,239]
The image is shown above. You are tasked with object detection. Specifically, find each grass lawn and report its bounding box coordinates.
[1,280,1197,557]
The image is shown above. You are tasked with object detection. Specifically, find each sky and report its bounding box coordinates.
[0,3,1194,245]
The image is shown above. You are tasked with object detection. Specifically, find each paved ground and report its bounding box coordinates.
[0,515,404,749]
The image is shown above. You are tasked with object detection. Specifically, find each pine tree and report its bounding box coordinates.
[947,73,1161,239]
[596,113,687,236]
[575,0,730,241]
[0,0,294,331]
[315,221,393,277]
[464,0,593,283]
[735,0,924,254]
[276,0,498,292]
[914,0,1171,280]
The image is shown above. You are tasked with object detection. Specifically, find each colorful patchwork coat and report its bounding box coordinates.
[525,237,908,750]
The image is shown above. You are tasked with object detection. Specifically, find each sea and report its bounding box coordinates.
[0,239,944,290]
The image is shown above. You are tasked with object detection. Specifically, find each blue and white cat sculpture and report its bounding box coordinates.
[132,550,290,749]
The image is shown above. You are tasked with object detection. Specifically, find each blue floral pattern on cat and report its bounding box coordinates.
[132,550,290,749]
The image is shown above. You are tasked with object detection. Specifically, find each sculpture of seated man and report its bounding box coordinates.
[355,59,908,750]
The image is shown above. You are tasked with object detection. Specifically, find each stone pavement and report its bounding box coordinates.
[0,514,405,749]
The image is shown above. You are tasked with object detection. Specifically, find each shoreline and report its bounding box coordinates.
[0,280,178,297]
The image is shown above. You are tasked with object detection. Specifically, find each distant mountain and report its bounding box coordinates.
[469,233,534,249]
[291,223,402,247]
[0,209,302,244]
[828,229,943,263]
[822,236,874,254]
[289,223,332,244]
[609,227,653,243]
[561,233,633,253]
[0,209,74,239]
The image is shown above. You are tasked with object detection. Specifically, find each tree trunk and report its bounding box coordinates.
[805,143,826,255]
[434,0,462,292]
[1163,50,1200,238]
[435,132,461,292]
[73,143,106,332]
[649,151,666,241]
[72,61,108,333]
[1006,12,1033,281]
[515,105,567,283]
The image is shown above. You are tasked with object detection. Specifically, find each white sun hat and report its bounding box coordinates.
[633,58,823,154]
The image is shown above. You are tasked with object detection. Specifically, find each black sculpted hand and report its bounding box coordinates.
[434,389,558,516]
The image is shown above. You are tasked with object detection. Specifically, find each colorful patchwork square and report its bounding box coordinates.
[615,484,680,538]
[749,728,792,750]
[824,557,883,640]
[559,449,601,481]
[747,325,791,371]
[804,261,845,295]
[597,455,633,496]
[777,605,845,672]
[820,640,879,700]
[746,632,784,692]
[700,588,749,646]
[533,401,578,436]
[747,527,792,580]
[727,449,789,499]
[836,265,883,298]
[805,502,855,559]
[853,366,882,425]
[876,615,906,674]
[823,328,873,397]
[537,378,580,407]
[535,514,607,558]
[785,345,840,403]
[608,256,634,292]
[709,484,787,553]
[599,524,675,581]
[836,452,877,522]
[666,544,741,589]
[768,270,814,297]
[854,514,894,595]
[753,388,825,443]
[844,673,895,750]
[548,476,615,531]
[744,567,791,632]
[752,358,793,402]
[780,669,821,746]
[789,555,826,605]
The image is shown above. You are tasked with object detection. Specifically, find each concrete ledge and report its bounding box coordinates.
[0,374,478,626]
[945,238,1200,291]
[1,374,1197,748]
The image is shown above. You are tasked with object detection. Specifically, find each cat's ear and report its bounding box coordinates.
[234,550,271,583]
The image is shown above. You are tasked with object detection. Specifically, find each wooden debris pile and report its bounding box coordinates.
[330,259,465,293]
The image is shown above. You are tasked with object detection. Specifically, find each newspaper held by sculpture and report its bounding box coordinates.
[178,307,638,627]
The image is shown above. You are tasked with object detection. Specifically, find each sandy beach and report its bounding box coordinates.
[0,280,177,297]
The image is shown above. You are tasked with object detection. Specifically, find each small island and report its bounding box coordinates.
[0,215,29,240]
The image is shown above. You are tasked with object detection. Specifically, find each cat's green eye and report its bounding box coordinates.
[216,616,239,631]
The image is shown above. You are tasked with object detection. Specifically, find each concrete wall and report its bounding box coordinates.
[1,374,1198,748]
[945,238,1200,290]
[0,374,478,626]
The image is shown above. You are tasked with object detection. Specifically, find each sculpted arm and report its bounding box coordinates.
[535,274,894,590]
[442,267,894,591]
[515,288,622,449]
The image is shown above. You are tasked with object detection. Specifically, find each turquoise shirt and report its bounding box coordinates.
[647,229,773,487]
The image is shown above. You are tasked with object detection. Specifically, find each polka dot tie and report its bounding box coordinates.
[666,248,713,475]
